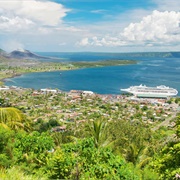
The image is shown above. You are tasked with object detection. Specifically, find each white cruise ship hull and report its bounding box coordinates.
[121,85,178,98]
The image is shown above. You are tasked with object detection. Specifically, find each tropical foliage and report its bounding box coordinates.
[151,115,180,180]
[0,89,179,179]
[0,107,31,131]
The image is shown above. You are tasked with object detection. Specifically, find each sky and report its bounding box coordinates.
[0,0,180,52]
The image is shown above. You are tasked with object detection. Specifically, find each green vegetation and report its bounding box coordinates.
[71,59,137,68]
[0,55,136,85]
[0,88,179,179]
[0,56,75,85]
[0,53,179,179]
[0,107,31,131]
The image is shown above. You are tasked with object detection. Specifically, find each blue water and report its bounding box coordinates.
[5,52,180,95]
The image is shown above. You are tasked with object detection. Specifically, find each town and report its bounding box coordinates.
[1,85,179,133]
[0,85,180,179]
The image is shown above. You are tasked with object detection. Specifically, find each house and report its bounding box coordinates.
[40,88,58,93]
[82,91,94,96]
[0,86,10,90]
[51,126,66,132]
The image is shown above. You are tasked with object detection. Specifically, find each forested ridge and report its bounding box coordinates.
[0,88,180,179]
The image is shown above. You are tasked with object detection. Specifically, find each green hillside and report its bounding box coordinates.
[0,88,179,179]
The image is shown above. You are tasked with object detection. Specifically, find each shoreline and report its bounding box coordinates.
[2,73,179,98]
[2,73,23,82]
[0,59,137,86]
[1,84,179,100]
[0,62,74,85]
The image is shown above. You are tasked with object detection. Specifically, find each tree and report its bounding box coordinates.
[176,114,180,138]
[152,115,180,179]
[92,119,105,148]
[0,107,31,131]
[125,143,151,169]
[0,98,5,107]
[89,119,113,148]
[13,131,54,174]
[47,138,141,180]
[0,127,14,168]
[152,141,180,179]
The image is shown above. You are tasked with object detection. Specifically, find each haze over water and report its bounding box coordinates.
[5,52,180,95]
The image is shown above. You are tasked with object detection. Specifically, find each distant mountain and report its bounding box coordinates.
[8,49,51,60]
[113,52,180,58]
[1,48,180,60]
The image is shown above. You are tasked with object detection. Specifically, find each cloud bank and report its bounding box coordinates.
[0,0,72,51]
[78,11,180,48]
[0,0,69,32]
[0,0,179,52]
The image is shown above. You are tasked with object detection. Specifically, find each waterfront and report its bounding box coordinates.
[4,52,180,95]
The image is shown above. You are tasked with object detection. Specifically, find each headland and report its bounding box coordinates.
[0,54,137,85]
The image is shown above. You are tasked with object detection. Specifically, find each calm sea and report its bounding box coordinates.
[5,52,180,95]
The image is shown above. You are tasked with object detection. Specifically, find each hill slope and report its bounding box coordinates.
[8,49,50,60]
[0,49,7,56]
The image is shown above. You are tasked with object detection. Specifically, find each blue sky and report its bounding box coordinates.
[60,0,154,22]
[0,0,179,52]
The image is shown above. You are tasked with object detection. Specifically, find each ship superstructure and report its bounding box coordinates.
[120,85,178,98]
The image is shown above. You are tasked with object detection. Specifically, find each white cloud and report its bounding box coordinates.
[0,0,179,52]
[0,0,70,29]
[0,16,34,32]
[78,38,89,46]
[78,36,127,47]
[38,27,52,34]
[16,1,69,26]
[90,9,107,14]
[121,10,180,43]
[55,26,84,32]
[0,0,72,51]
[78,11,180,48]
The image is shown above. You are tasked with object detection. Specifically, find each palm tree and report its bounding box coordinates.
[90,119,114,149]
[0,107,31,131]
[124,143,151,168]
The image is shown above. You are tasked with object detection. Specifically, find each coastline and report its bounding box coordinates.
[1,73,23,83]
[0,61,75,85]
[0,59,137,86]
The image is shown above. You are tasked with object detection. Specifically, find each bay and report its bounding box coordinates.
[5,52,180,95]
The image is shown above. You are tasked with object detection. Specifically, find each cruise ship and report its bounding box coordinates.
[120,85,178,98]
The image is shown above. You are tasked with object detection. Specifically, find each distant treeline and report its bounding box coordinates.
[73,51,180,58]
[117,52,180,58]
[71,60,137,68]
[112,52,180,58]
